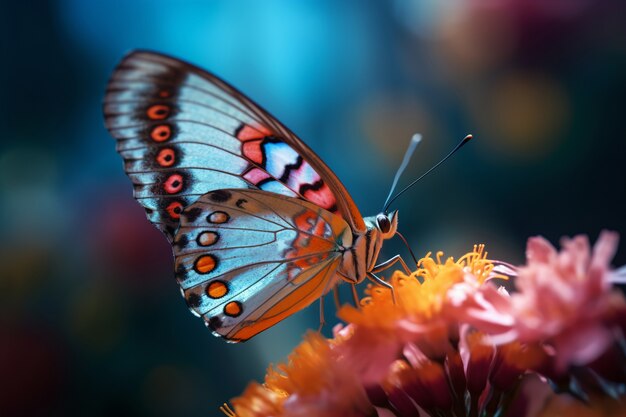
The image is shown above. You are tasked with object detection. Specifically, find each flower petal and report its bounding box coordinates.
[526,236,558,264]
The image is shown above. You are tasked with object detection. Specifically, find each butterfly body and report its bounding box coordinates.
[104,51,399,341]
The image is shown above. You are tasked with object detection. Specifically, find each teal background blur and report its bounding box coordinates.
[2,1,625,416]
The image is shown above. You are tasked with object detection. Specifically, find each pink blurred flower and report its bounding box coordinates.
[453,230,626,376]
[509,231,625,371]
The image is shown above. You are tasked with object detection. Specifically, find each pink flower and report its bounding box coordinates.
[511,231,625,371]
[457,231,626,375]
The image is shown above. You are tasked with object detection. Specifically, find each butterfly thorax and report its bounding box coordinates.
[336,211,399,284]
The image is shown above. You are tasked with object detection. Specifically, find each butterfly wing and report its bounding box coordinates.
[173,189,352,342]
[103,50,365,240]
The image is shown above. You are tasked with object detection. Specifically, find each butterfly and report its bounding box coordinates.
[103,51,412,342]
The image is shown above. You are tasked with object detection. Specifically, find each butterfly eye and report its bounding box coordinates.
[376,214,391,234]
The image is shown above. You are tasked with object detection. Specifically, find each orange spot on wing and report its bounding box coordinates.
[166,201,183,219]
[156,148,176,167]
[150,125,171,142]
[224,301,242,317]
[195,255,217,274]
[147,104,170,120]
[207,281,228,298]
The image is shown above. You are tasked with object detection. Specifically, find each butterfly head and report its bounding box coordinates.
[376,210,399,239]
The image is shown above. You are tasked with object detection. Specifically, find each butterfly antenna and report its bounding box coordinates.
[383,134,473,212]
[382,133,423,212]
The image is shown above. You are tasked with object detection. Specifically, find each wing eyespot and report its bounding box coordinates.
[224,301,243,317]
[166,201,184,219]
[163,174,184,194]
[194,254,218,274]
[156,148,176,167]
[150,124,172,142]
[197,231,219,246]
[146,104,170,120]
[207,211,230,224]
[206,280,229,299]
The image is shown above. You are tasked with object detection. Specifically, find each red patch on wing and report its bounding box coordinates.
[285,211,333,280]
[237,124,273,164]
[303,183,336,211]
[236,124,271,141]
[242,140,264,164]
[294,211,327,236]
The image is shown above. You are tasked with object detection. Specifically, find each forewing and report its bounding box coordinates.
[173,189,352,342]
[103,50,365,240]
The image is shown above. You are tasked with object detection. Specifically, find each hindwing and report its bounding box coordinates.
[173,189,352,341]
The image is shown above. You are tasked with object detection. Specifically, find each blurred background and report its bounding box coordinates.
[2,0,625,415]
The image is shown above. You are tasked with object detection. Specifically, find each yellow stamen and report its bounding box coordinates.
[220,403,237,417]
[340,245,497,327]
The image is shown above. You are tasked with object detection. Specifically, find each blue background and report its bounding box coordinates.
[2,1,625,415]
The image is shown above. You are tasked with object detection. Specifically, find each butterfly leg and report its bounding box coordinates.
[351,284,361,308]
[395,231,420,267]
[333,286,342,310]
[368,272,397,304]
[317,296,326,333]
[372,254,412,275]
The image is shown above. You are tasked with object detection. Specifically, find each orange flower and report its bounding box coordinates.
[229,332,373,417]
